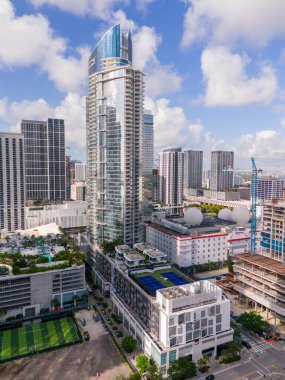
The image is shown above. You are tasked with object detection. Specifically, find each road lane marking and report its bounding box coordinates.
[233,370,258,380]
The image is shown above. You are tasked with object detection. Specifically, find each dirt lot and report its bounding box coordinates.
[0,311,131,380]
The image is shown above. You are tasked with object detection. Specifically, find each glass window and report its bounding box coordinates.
[169,350,176,362]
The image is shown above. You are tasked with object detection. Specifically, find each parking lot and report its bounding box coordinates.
[0,310,131,380]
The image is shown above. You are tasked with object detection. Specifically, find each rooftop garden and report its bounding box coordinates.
[0,231,85,275]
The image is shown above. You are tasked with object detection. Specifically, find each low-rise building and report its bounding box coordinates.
[26,201,86,229]
[0,264,86,318]
[146,217,258,267]
[89,245,232,373]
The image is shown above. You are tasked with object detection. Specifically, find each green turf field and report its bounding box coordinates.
[0,316,81,362]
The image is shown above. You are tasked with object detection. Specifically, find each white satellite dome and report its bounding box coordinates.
[184,207,203,226]
[231,208,250,225]
[218,208,232,221]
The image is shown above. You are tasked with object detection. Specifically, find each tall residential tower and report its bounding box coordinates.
[21,119,66,201]
[159,148,184,215]
[0,133,26,232]
[86,25,144,246]
[184,150,203,189]
[210,151,234,191]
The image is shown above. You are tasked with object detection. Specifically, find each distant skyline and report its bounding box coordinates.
[1,1,285,169]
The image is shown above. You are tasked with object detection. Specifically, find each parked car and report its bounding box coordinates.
[241,340,251,349]
[205,375,215,380]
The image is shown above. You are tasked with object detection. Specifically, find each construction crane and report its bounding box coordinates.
[250,157,262,254]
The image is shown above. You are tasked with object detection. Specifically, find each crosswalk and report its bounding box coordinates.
[250,343,271,354]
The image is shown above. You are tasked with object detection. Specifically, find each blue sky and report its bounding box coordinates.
[1,0,285,169]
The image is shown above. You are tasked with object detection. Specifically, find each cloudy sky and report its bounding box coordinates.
[1,0,285,169]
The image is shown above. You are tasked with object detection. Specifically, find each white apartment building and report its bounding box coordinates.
[112,280,232,372]
[146,219,259,267]
[71,182,86,201]
[26,201,86,229]
[257,177,284,201]
[159,148,184,216]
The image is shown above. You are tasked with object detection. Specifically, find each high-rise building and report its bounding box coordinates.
[256,177,284,201]
[70,160,81,185]
[86,24,144,246]
[159,148,184,215]
[202,170,211,189]
[21,119,66,201]
[184,150,203,189]
[142,112,154,179]
[210,151,234,191]
[66,155,71,200]
[152,167,160,202]
[75,163,86,182]
[142,112,154,219]
[0,132,26,232]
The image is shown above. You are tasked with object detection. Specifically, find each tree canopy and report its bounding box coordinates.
[167,357,196,380]
[122,336,137,353]
[238,311,270,334]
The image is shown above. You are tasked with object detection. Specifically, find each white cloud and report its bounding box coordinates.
[0,93,86,150]
[29,0,129,20]
[0,0,90,92]
[136,0,157,12]
[201,46,278,106]
[111,10,136,31]
[236,130,285,161]
[182,0,285,48]
[132,26,182,97]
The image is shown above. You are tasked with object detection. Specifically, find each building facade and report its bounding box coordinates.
[89,246,232,373]
[71,182,86,201]
[256,177,284,201]
[210,151,234,192]
[66,155,71,200]
[184,150,203,190]
[0,133,26,232]
[142,112,154,219]
[75,163,86,182]
[0,265,86,318]
[86,24,144,246]
[26,201,86,229]
[159,148,184,216]
[21,119,66,201]
[234,198,285,324]
[146,219,258,268]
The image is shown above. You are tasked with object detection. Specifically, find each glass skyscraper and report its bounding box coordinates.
[86,24,144,246]
[21,118,66,201]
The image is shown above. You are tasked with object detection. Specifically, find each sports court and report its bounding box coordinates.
[135,268,191,293]
[0,316,81,362]
[161,271,189,285]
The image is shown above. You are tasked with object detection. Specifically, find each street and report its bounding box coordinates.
[197,326,285,380]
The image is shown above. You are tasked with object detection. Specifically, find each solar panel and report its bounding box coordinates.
[161,271,189,286]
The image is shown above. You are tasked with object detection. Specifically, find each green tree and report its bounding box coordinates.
[51,298,60,310]
[221,342,241,364]
[238,311,269,334]
[136,354,149,373]
[168,357,196,380]
[101,238,124,254]
[197,354,210,372]
[227,254,234,274]
[122,336,137,353]
[146,358,162,380]
[128,374,141,380]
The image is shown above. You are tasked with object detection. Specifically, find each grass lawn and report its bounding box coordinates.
[135,268,192,288]
[0,316,81,362]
